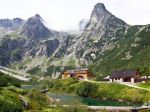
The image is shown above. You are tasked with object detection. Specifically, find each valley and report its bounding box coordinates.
[0,2,150,112]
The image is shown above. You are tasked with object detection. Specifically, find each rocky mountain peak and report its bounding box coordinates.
[34,14,42,19]
[27,14,43,23]
[76,3,127,65]
[90,3,111,23]
[85,3,126,32]
[21,14,51,40]
[94,3,107,13]
[33,14,43,22]
[12,18,24,28]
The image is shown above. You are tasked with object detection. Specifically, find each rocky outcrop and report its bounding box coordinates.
[0,18,24,29]
[0,37,24,65]
[75,3,128,64]
[26,39,59,57]
[0,36,60,66]
[21,14,57,40]
[85,3,127,40]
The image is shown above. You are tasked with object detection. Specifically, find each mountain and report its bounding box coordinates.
[75,3,127,64]
[52,3,150,78]
[81,3,150,78]
[90,25,150,78]
[0,14,61,67]
[0,3,150,79]
[21,14,58,40]
[0,18,24,29]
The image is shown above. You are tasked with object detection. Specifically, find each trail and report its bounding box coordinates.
[120,83,150,91]
[0,65,30,81]
[84,80,150,91]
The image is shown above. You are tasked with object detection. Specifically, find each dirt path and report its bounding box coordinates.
[50,105,133,111]
[120,83,150,91]
[88,106,133,111]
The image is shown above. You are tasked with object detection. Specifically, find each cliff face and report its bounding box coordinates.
[0,37,60,66]
[21,14,57,40]
[74,3,128,64]
[85,3,127,40]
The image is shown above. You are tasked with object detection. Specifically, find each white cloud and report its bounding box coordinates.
[0,0,150,31]
[99,0,150,25]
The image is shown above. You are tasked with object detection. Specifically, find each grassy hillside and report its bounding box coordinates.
[0,71,21,87]
[0,72,93,112]
[44,78,150,103]
[89,25,150,78]
[138,82,150,89]
[0,72,23,111]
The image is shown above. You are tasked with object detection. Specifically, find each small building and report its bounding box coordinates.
[62,68,93,80]
[109,70,140,83]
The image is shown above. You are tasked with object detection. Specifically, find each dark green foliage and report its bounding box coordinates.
[26,65,76,77]
[44,66,61,76]
[60,105,89,112]
[75,82,98,97]
[47,79,150,103]
[11,48,21,57]
[27,66,41,75]
[89,25,150,78]
[0,72,21,87]
[44,78,78,93]
[27,90,49,110]
[0,89,22,112]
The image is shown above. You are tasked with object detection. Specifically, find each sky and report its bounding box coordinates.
[0,0,150,31]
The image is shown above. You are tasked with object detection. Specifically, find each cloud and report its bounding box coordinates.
[99,0,150,25]
[0,0,150,31]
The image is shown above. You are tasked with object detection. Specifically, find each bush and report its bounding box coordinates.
[0,72,21,87]
[75,82,98,97]
[61,105,89,112]
[27,90,50,110]
[48,79,150,103]
[0,89,22,112]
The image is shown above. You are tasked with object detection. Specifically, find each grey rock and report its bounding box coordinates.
[75,3,128,64]
[21,14,55,40]
[0,18,24,29]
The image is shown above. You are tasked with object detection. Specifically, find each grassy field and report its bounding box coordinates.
[43,78,150,103]
[138,82,150,89]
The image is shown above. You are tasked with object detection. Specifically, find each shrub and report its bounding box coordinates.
[27,90,50,110]
[0,90,22,112]
[75,82,98,97]
[0,72,21,87]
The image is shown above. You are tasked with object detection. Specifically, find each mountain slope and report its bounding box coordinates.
[1,3,150,79]
[0,18,24,29]
[21,14,58,40]
[75,3,128,65]
[90,25,150,77]
[0,14,61,67]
